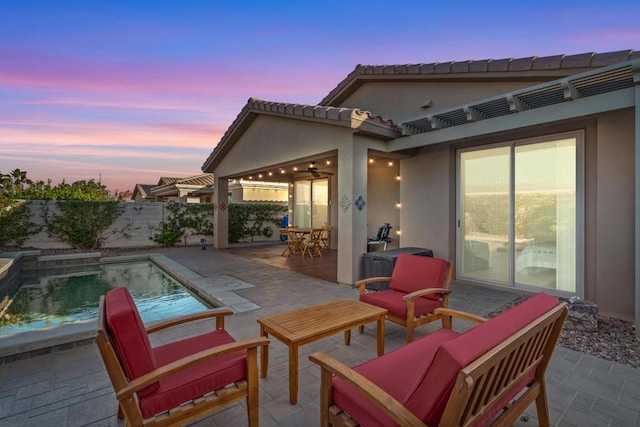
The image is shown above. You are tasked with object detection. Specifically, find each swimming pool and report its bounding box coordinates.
[0,259,212,336]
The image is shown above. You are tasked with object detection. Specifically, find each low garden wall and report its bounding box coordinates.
[12,201,282,250]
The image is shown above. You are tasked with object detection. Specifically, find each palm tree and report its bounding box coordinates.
[10,168,30,195]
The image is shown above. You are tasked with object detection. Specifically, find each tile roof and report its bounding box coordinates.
[157,177,181,185]
[202,98,401,172]
[320,50,639,106]
[401,58,639,135]
[175,173,213,187]
[134,184,155,196]
[151,174,213,196]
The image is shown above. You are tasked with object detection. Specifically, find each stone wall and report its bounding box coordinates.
[19,201,213,249]
[16,201,281,249]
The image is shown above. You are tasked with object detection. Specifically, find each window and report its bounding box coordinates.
[457,132,583,295]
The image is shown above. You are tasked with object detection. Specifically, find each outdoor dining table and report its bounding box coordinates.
[287,227,324,257]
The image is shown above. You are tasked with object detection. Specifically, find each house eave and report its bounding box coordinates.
[202,98,400,173]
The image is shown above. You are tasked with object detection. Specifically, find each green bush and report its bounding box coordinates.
[0,198,42,246]
[152,202,213,247]
[228,203,287,243]
[42,201,127,249]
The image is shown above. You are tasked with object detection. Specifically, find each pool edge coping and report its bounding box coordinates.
[0,252,260,364]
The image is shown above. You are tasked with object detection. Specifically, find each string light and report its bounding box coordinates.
[396,174,401,181]
[388,160,394,166]
[326,160,331,165]
[369,158,374,164]
[396,201,401,208]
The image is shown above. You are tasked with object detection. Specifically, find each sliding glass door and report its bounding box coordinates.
[293,178,329,228]
[458,132,581,294]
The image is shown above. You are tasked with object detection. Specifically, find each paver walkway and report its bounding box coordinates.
[0,246,639,426]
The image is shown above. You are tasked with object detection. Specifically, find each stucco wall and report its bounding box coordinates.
[594,109,635,320]
[18,201,214,249]
[399,145,451,258]
[366,158,400,250]
[214,115,349,178]
[339,81,550,122]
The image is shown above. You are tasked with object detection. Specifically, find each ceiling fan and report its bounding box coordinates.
[307,162,321,177]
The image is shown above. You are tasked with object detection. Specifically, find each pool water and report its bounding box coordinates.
[0,260,211,336]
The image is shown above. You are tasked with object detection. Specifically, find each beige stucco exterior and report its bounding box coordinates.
[203,51,639,329]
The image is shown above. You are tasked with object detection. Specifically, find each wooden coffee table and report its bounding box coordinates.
[257,299,387,404]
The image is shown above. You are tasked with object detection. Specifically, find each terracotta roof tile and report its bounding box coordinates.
[488,58,512,72]
[435,62,454,73]
[451,61,471,73]
[469,59,492,73]
[532,55,566,70]
[321,50,637,106]
[590,50,634,67]
[509,56,537,71]
[202,98,400,172]
[560,52,594,68]
[176,173,213,186]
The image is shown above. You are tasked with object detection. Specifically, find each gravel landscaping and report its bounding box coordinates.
[489,295,640,369]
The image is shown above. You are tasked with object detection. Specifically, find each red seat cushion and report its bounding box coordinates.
[332,328,459,427]
[360,289,442,319]
[389,254,448,299]
[407,292,560,426]
[105,287,158,397]
[139,329,246,418]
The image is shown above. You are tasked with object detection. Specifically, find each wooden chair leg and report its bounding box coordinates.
[442,315,452,330]
[406,322,415,343]
[535,381,551,427]
[247,347,259,427]
[319,368,333,427]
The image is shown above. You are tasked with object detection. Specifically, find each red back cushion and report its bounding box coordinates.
[405,292,560,425]
[105,286,159,396]
[389,254,448,299]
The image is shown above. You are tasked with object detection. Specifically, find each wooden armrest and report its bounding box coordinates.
[309,352,426,427]
[434,308,487,324]
[117,337,269,401]
[353,276,391,291]
[146,308,234,334]
[403,288,451,300]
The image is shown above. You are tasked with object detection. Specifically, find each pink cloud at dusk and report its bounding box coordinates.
[1,0,638,193]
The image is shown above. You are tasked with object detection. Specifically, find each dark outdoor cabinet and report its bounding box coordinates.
[360,247,434,290]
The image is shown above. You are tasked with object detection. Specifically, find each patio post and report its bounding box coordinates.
[213,175,229,249]
[635,74,640,339]
[336,142,369,286]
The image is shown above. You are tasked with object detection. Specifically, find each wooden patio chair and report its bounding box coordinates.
[310,292,568,427]
[279,228,301,256]
[355,253,453,342]
[95,287,269,427]
[320,224,333,251]
[300,228,324,258]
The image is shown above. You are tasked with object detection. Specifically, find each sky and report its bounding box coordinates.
[1,0,638,194]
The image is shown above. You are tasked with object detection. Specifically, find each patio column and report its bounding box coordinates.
[213,176,229,249]
[635,75,640,339]
[336,141,368,285]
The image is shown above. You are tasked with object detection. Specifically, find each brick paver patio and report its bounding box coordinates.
[0,246,639,426]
